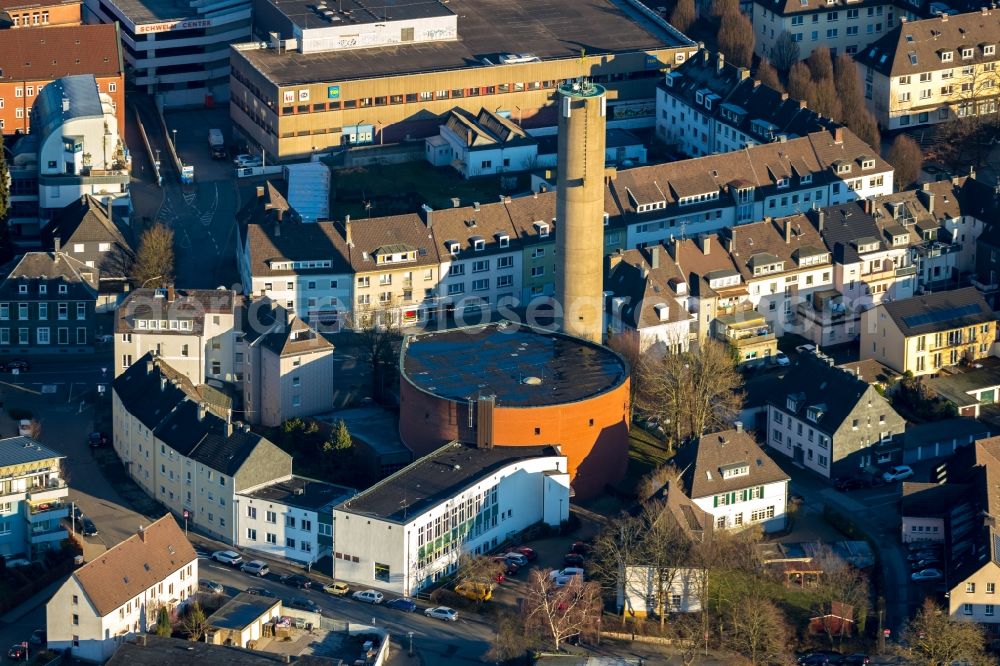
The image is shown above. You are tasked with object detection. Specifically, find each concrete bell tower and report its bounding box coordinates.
[555,80,607,344]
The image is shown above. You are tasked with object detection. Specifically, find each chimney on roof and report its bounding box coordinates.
[781,92,789,101]
[941,11,948,20]
[344,214,353,246]
[735,420,744,433]
[226,420,233,437]
[833,127,844,144]
[738,67,749,81]
[702,49,709,63]
[473,201,480,212]
[864,198,872,215]
[651,244,660,269]
[608,248,625,272]
[160,375,167,391]
[198,403,206,421]
[256,185,265,198]
[817,208,825,232]
[420,204,433,228]
[146,358,154,375]
[784,219,793,244]
[752,79,762,88]
[53,237,61,254]
[699,234,711,255]
[106,197,113,223]
[800,99,807,109]
[138,525,145,542]
[716,51,725,74]
[918,187,936,216]
[167,284,175,302]
[667,234,679,259]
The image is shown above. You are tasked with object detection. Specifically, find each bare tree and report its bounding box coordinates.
[131,223,175,288]
[725,592,794,665]
[636,501,694,627]
[522,570,603,652]
[787,62,814,104]
[485,610,534,662]
[670,0,697,33]
[812,77,843,123]
[456,554,503,588]
[851,111,882,152]
[885,135,923,190]
[811,547,870,648]
[636,464,683,504]
[902,599,992,666]
[350,300,402,402]
[806,47,834,82]
[606,331,641,409]
[635,339,743,445]
[180,601,208,641]
[756,59,785,93]
[710,0,738,18]
[590,512,646,626]
[718,10,754,68]
[770,32,800,73]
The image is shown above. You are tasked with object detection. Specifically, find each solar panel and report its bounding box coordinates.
[901,303,981,329]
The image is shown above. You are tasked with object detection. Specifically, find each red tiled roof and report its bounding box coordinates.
[0,24,122,82]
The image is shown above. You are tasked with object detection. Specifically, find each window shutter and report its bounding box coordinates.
[713,495,719,508]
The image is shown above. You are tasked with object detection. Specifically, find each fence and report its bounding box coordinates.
[132,108,162,187]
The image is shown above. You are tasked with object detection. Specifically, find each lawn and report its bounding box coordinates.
[618,425,674,497]
[327,161,529,219]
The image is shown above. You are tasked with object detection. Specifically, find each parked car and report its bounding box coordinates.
[81,517,98,536]
[199,579,224,594]
[3,360,29,373]
[910,558,941,570]
[286,597,320,613]
[425,606,458,622]
[7,644,26,660]
[882,465,914,482]
[385,597,417,612]
[241,560,269,577]
[322,581,350,595]
[503,552,528,567]
[87,432,108,448]
[233,154,262,169]
[512,546,537,560]
[211,550,243,566]
[774,351,791,366]
[29,629,45,646]
[491,557,519,576]
[834,477,868,491]
[911,568,944,582]
[907,551,939,562]
[569,542,591,556]
[279,574,312,589]
[549,567,585,586]
[455,582,493,602]
[796,655,831,666]
[352,589,384,604]
[564,553,585,567]
[245,587,275,597]
[842,655,870,665]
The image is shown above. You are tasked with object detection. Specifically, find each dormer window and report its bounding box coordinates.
[696,91,704,104]
[720,463,750,479]
[985,45,996,56]
[535,221,550,238]
[472,237,486,251]
[861,158,875,169]
[497,234,509,248]
[18,284,27,294]
[837,163,852,174]
[39,285,47,295]
[801,174,813,184]
[961,47,974,59]
[776,177,789,188]
[446,241,460,256]
[941,50,953,62]
[58,285,68,294]
[806,404,826,422]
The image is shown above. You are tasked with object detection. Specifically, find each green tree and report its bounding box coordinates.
[181,602,208,641]
[332,418,351,449]
[154,606,172,637]
[131,222,175,288]
[321,418,354,473]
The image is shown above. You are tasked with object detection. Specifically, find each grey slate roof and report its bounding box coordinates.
[259,316,332,357]
[206,593,280,631]
[41,195,136,275]
[0,437,64,469]
[672,429,789,499]
[881,287,993,337]
[0,251,99,300]
[243,476,353,512]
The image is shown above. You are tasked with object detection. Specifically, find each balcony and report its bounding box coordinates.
[26,498,69,518]
[25,480,68,503]
[895,265,918,278]
[30,521,67,543]
[724,327,776,347]
[39,169,130,187]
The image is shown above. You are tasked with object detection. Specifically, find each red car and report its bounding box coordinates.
[512,546,537,561]
[494,571,505,583]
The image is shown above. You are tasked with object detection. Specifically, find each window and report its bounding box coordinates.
[247,506,257,519]
[472,259,489,273]
[964,603,973,615]
[18,303,27,319]
[286,516,296,528]
[286,537,296,548]
[472,279,489,292]
[76,303,86,319]
[988,583,996,594]
[57,303,67,320]
[302,519,312,531]
[72,614,79,625]
[37,328,49,345]
[211,361,221,375]
[967,583,976,593]
[266,533,276,544]
[374,562,391,582]
[246,528,257,541]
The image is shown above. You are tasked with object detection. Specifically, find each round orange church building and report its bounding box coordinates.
[398,322,631,500]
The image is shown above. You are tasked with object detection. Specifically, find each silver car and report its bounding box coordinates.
[241,560,269,577]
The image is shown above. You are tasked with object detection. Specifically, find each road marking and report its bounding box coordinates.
[0,380,41,395]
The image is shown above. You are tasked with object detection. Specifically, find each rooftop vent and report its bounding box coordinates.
[522,376,542,385]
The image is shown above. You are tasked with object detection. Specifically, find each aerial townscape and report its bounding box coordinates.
[3,0,1000,665]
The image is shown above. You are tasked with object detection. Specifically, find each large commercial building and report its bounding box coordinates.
[0,23,123,135]
[229,0,696,161]
[83,0,251,108]
[398,322,631,500]
[0,0,82,28]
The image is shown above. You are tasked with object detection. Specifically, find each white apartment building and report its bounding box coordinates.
[856,10,1000,130]
[236,476,352,565]
[752,0,910,61]
[333,442,569,596]
[112,354,293,544]
[657,49,836,158]
[31,74,130,225]
[675,427,790,533]
[0,437,68,561]
[115,287,240,387]
[46,515,198,662]
[429,201,523,316]
[611,127,894,251]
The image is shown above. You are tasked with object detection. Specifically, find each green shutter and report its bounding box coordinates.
[713,495,719,508]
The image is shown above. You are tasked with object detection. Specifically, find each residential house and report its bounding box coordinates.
[242,315,335,427]
[111,354,292,544]
[115,287,240,388]
[347,213,442,327]
[505,191,558,305]
[856,10,1000,130]
[0,24,123,136]
[426,107,538,178]
[928,366,1000,417]
[333,442,569,595]
[673,426,790,532]
[899,481,961,544]
[31,74,130,228]
[0,251,98,356]
[618,566,704,617]
[657,48,837,157]
[860,287,996,376]
[605,244,694,357]
[766,352,906,478]
[752,0,911,62]
[46,515,197,662]
[428,200,522,319]
[0,436,68,560]
[204,593,282,648]
[0,0,82,28]
[235,476,352,565]
[610,127,894,251]
[237,183,352,329]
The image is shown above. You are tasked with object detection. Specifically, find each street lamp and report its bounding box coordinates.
[407,631,413,656]
[171,129,177,148]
